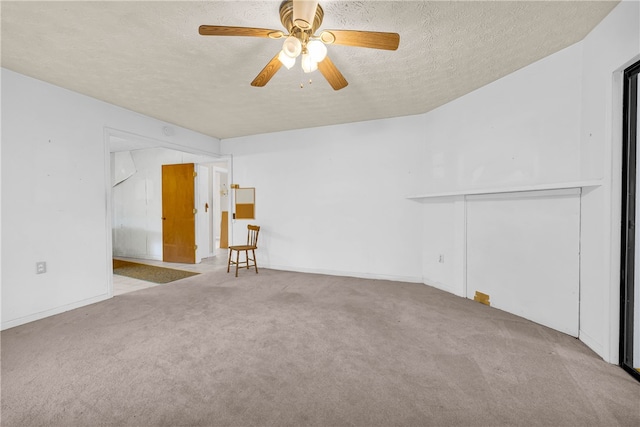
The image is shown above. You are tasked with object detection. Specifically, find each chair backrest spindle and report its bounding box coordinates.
[247,224,260,247]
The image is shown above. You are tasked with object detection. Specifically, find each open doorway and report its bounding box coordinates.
[620,59,640,382]
[106,129,231,295]
[196,161,230,258]
[211,163,230,251]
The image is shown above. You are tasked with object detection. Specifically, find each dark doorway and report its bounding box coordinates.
[620,59,640,382]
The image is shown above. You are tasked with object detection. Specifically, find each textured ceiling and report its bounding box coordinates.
[1,0,619,140]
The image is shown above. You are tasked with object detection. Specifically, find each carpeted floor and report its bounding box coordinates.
[113,259,200,283]
[2,268,639,426]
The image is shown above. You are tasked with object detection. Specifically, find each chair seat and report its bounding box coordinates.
[228,244,256,250]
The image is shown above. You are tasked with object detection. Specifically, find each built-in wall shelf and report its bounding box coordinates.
[407,180,603,201]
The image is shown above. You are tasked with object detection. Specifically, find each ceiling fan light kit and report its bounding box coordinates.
[306,39,327,63]
[278,50,296,69]
[198,0,400,90]
[301,53,318,73]
[282,35,302,58]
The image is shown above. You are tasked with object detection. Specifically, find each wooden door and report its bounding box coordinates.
[162,163,196,263]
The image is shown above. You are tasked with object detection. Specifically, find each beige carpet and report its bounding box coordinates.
[113,259,199,283]
[2,268,639,426]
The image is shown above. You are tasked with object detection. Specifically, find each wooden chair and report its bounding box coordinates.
[227,224,260,277]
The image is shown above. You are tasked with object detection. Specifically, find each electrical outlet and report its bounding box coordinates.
[36,262,47,274]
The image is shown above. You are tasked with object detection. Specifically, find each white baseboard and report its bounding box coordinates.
[1,293,111,331]
[579,329,608,362]
[113,253,162,261]
[421,278,463,297]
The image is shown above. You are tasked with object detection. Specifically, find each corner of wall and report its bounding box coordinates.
[578,0,640,363]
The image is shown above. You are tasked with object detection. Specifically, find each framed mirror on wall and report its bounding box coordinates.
[235,187,255,219]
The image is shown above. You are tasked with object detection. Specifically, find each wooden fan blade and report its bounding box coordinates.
[199,25,285,39]
[320,30,400,50]
[317,56,348,91]
[251,53,283,87]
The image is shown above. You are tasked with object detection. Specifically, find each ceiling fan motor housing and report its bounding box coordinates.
[280,0,324,34]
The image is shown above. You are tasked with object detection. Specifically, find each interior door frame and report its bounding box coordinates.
[620,59,640,381]
[103,127,231,296]
[212,165,230,251]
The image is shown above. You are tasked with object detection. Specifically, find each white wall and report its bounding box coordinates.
[222,115,427,282]
[419,42,583,298]
[465,189,581,336]
[221,42,583,313]
[579,0,640,362]
[420,0,640,362]
[421,43,583,193]
[1,69,220,329]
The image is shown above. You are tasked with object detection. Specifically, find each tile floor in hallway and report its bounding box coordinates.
[113,249,230,296]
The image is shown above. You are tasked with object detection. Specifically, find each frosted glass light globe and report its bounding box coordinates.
[278,50,296,69]
[307,40,327,63]
[301,53,318,73]
[282,36,302,58]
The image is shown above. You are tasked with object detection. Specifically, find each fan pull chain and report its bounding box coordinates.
[299,65,313,89]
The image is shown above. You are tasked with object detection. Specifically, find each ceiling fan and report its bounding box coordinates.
[198,0,400,90]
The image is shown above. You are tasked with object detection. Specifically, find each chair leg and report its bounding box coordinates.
[252,249,258,274]
[235,249,240,277]
[227,249,232,273]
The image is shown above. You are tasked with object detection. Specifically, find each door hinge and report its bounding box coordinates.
[193,208,198,214]
[193,171,198,178]
[194,244,198,251]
